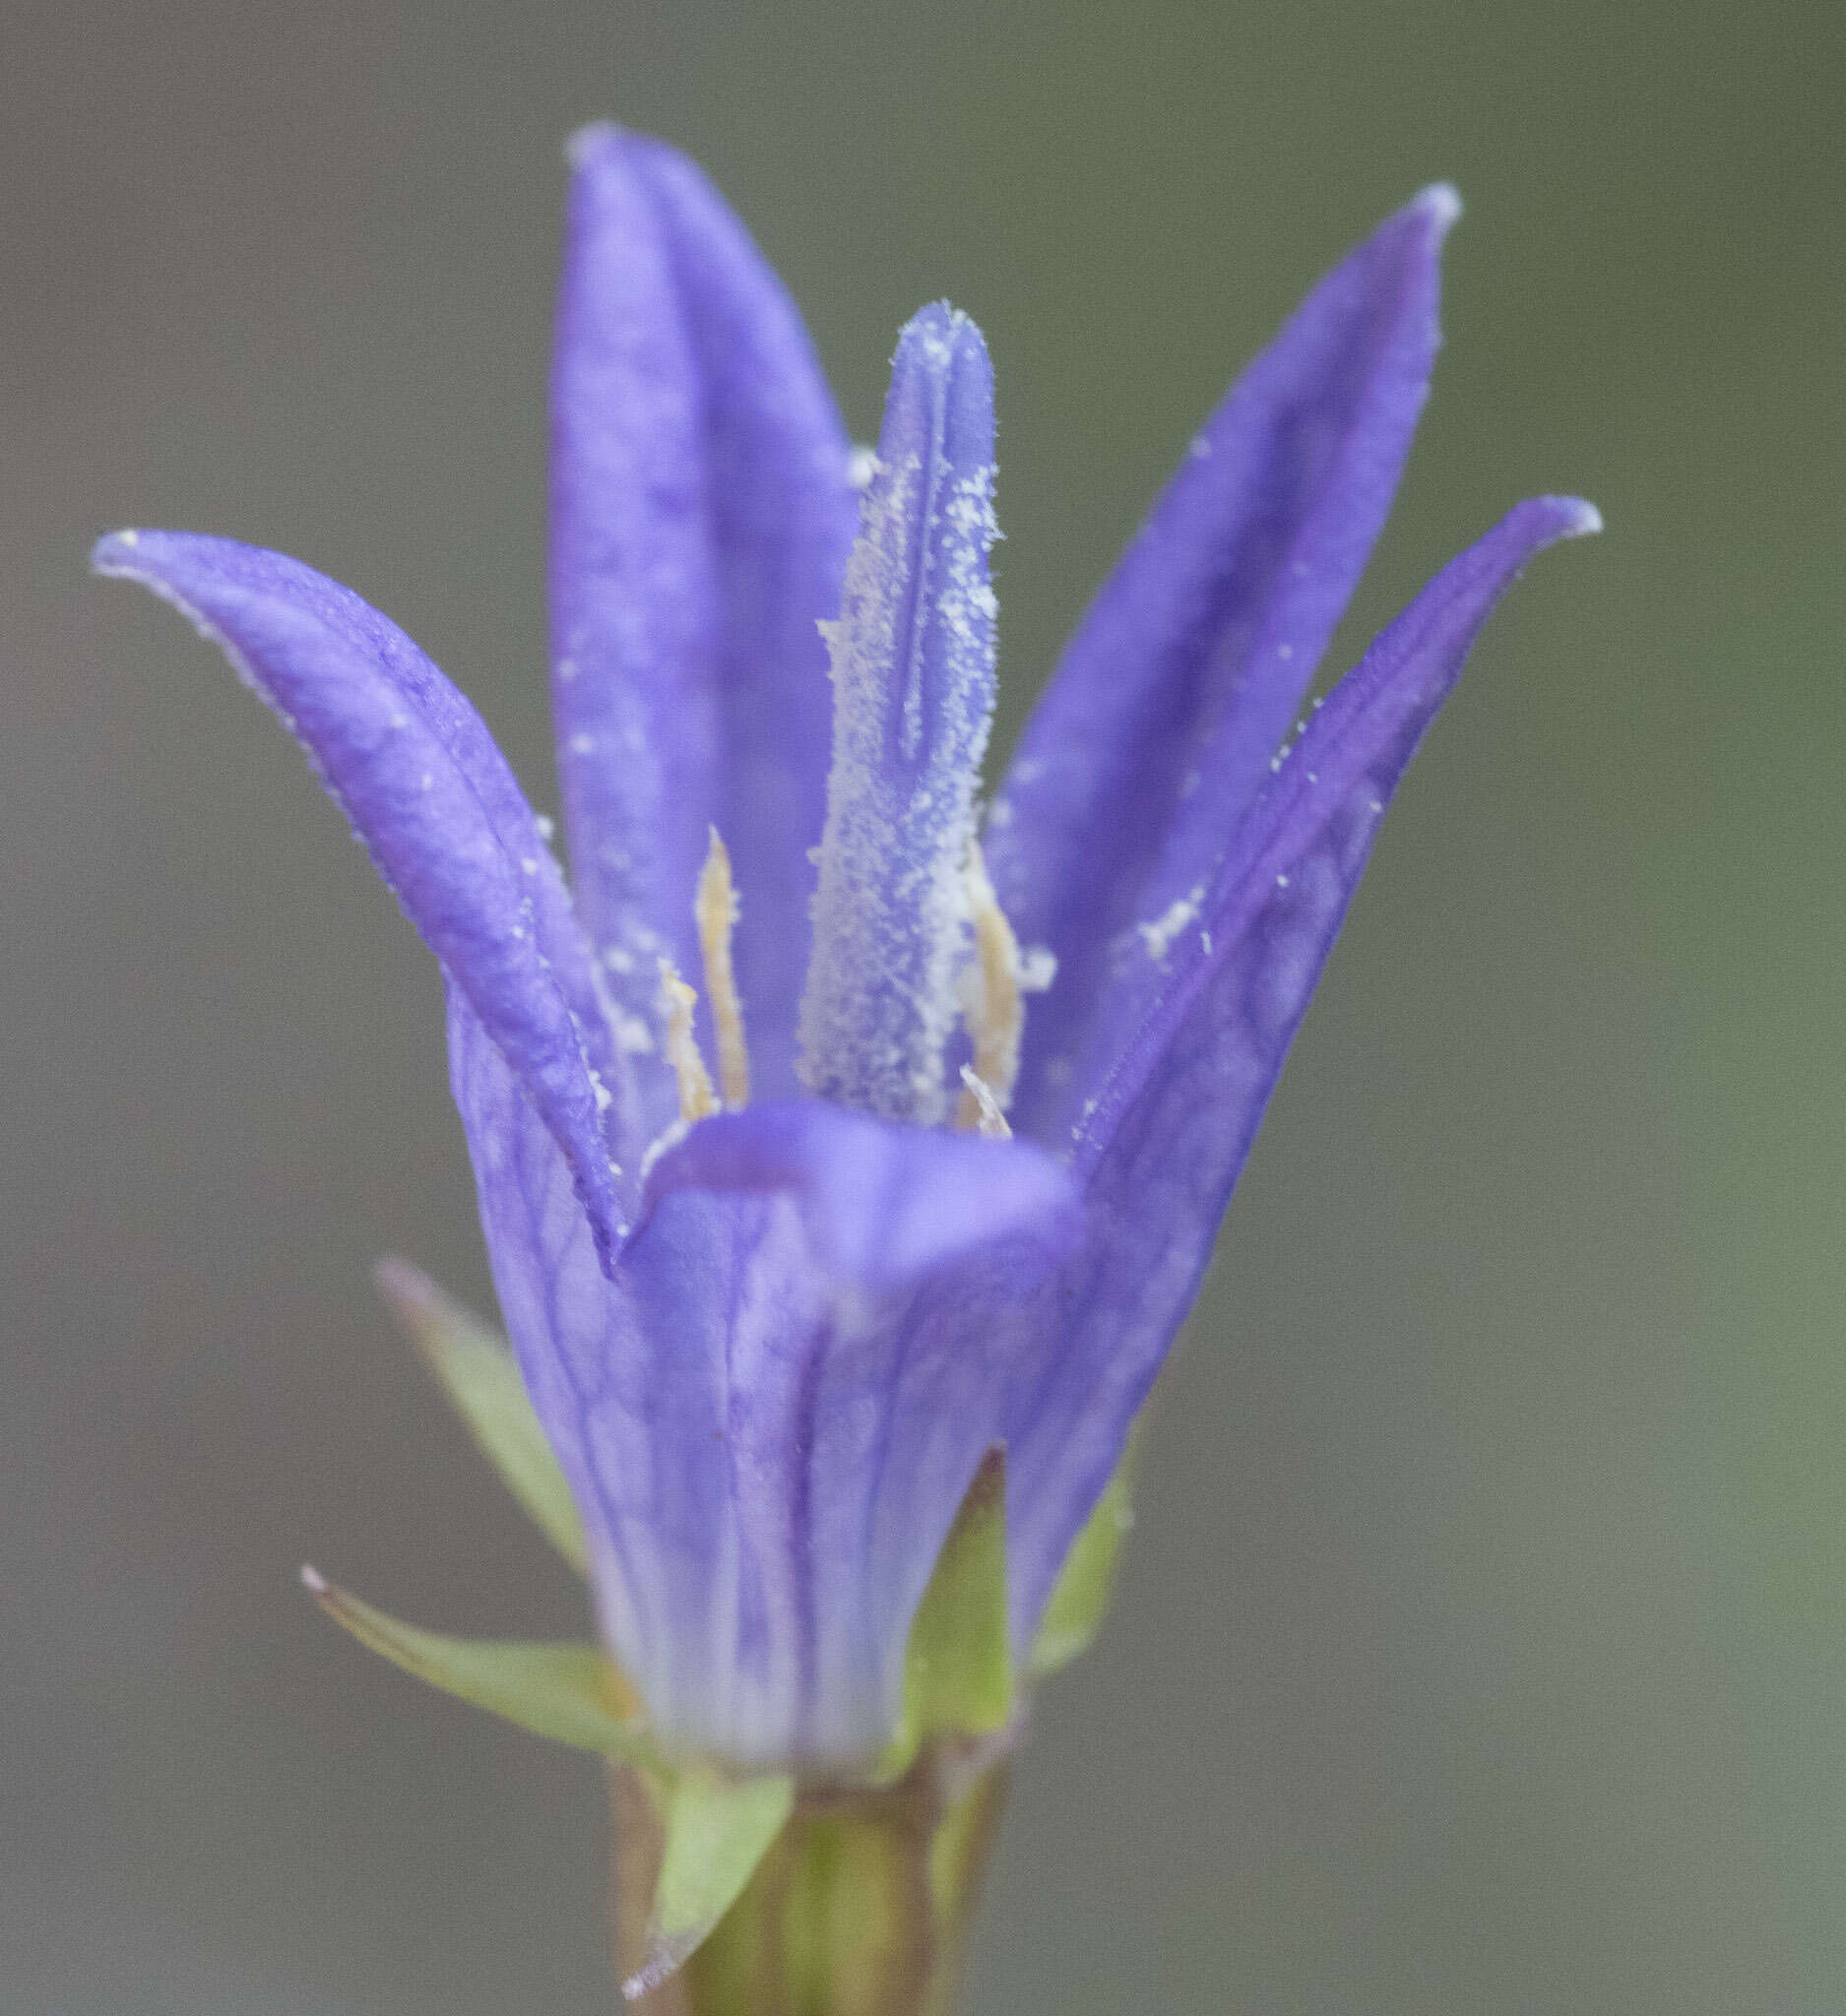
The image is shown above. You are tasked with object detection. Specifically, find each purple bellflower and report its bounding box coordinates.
[95,128,1596,1784]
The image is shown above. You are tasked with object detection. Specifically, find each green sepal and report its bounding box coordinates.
[878,1447,1012,1783]
[301,1566,652,1761]
[1028,1428,1140,1679]
[376,1255,588,1574]
[623,1768,796,2000]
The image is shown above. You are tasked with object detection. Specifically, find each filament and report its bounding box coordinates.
[695,828,751,1109]
[956,840,1025,1132]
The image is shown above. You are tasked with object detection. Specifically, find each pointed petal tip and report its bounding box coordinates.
[1518,492,1604,544]
[563,119,624,169]
[564,120,687,178]
[1555,494,1604,538]
[89,532,251,662]
[91,527,149,575]
[1411,181,1464,235]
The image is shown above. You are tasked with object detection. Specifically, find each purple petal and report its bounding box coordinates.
[550,126,859,1118]
[449,995,1077,1767]
[94,530,633,1263]
[1000,496,1601,1643]
[988,187,1460,1144]
[797,305,1000,1124]
[642,1101,1078,1296]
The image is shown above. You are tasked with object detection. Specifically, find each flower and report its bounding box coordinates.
[95,127,1595,1778]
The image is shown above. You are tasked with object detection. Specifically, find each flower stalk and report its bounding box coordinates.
[613,1745,1010,2016]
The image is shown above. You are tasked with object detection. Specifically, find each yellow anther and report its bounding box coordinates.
[695,828,751,1109]
[959,1064,1011,1139]
[956,840,1025,1133]
[658,958,718,1125]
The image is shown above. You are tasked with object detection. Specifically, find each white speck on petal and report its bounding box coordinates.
[1019,945,1057,991]
[1137,884,1206,962]
[611,1009,655,1055]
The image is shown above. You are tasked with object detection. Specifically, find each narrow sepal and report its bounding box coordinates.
[92,530,633,1263]
[880,1448,1012,1781]
[375,1256,588,1574]
[623,1769,796,2000]
[1028,1427,1139,1679]
[300,1567,653,1758]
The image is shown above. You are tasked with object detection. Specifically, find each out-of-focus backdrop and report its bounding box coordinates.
[3,2,1840,2009]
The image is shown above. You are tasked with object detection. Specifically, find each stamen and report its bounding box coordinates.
[658,958,718,1125]
[956,840,1026,1132]
[695,828,751,1108]
[959,1064,1011,1139]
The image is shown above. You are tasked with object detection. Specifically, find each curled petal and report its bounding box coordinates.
[552,127,859,1116]
[989,187,1460,1144]
[448,995,1079,1768]
[94,530,633,1260]
[640,1102,1077,1296]
[1001,496,1601,1642]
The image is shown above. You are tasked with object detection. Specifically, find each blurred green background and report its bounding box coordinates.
[3,1,1841,2009]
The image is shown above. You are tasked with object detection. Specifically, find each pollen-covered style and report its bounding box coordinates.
[95,128,1595,1781]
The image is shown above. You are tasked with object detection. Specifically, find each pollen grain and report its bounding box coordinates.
[956,840,1025,1132]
